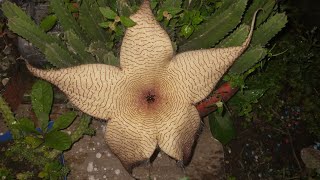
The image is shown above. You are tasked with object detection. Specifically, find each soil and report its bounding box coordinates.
[224,118,315,179]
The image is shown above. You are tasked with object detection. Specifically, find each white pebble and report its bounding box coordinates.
[88,175,95,180]
[104,168,107,171]
[114,169,120,175]
[93,148,96,151]
[2,78,9,86]
[94,167,97,171]
[97,142,100,146]
[157,153,162,158]
[102,125,106,132]
[103,175,106,179]
[107,152,111,157]
[96,152,102,159]
[87,162,94,172]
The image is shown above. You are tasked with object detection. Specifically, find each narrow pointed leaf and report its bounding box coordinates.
[229,45,268,74]
[2,1,35,25]
[116,0,134,17]
[87,41,119,65]
[251,13,288,46]
[215,0,235,16]
[243,0,275,27]
[50,0,88,42]
[179,0,248,51]
[65,30,95,63]
[45,43,77,67]
[79,0,110,42]
[217,24,249,47]
[6,17,57,53]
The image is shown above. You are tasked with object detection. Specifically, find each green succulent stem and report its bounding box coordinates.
[0,95,19,139]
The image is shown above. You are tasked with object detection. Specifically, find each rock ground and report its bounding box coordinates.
[64,118,225,180]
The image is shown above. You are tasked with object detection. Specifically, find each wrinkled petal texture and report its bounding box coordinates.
[168,47,243,103]
[105,115,157,171]
[120,0,173,74]
[26,63,123,120]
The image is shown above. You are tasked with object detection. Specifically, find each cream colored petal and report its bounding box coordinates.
[105,115,157,173]
[156,104,201,164]
[167,9,259,103]
[26,63,122,120]
[167,46,244,103]
[120,0,173,72]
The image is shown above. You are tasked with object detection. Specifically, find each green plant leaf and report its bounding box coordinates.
[70,115,92,142]
[79,0,109,42]
[229,45,268,74]
[120,16,136,27]
[17,118,37,134]
[51,0,88,43]
[25,136,43,148]
[179,0,248,51]
[161,0,183,16]
[38,112,50,132]
[241,89,266,103]
[0,96,19,139]
[116,0,134,17]
[180,24,194,38]
[40,15,58,32]
[67,2,79,13]
[38,171,49,179]
[209,112,235,145]
[230,89,267,106]
[45,43,77,67]
[243,0,275,27]
[44,131,72,150]
[251,13,288,46]
[5,17,57,53]
[52,112,77,131]
[31,80,53,130]
[87,41,119,65]
[163,7,183,16]
[151,0,158,9]
[65,30,95,63]
[217,24,249,48]
[99,21,111,28]
[99,7,117,19]
[2,1,37,26]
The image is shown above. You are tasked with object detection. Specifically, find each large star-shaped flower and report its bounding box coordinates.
[27,0,257,173]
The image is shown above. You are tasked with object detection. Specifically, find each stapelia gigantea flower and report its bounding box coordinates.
[27,0,258,172]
